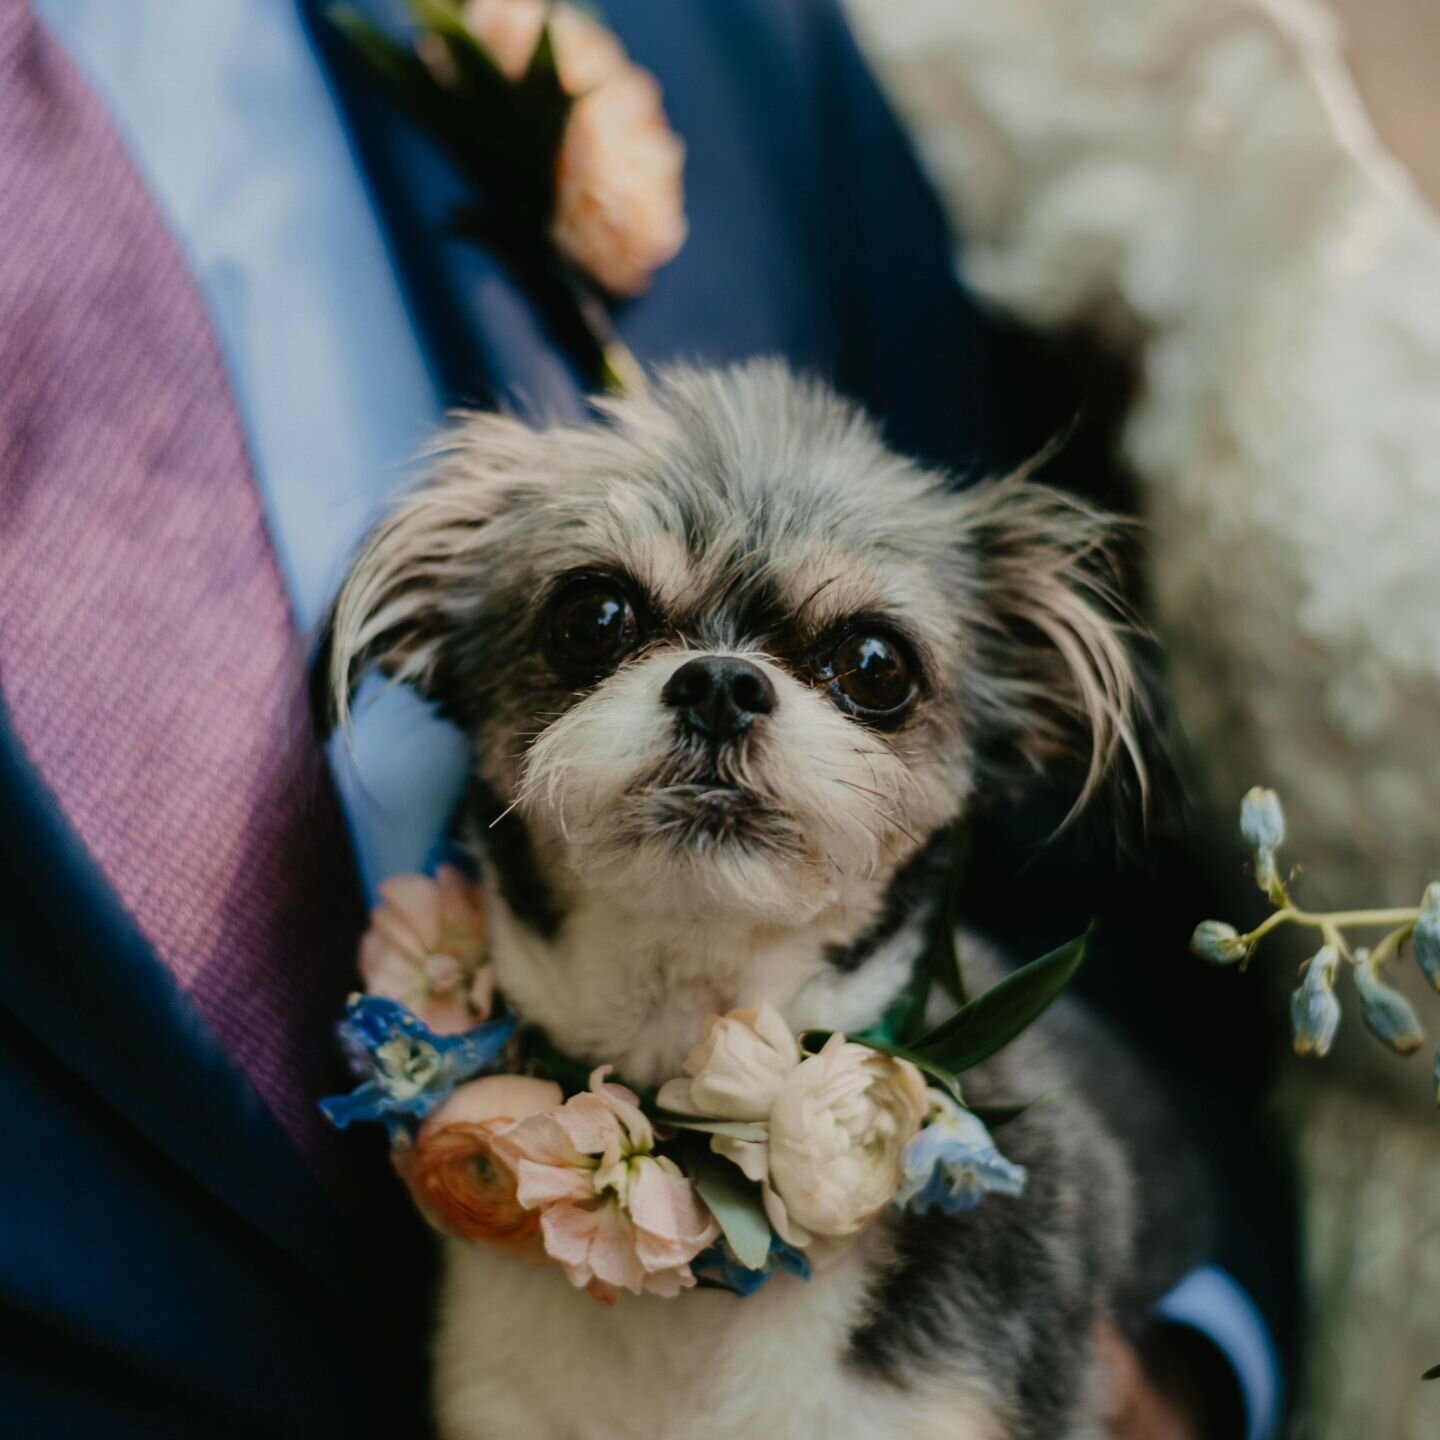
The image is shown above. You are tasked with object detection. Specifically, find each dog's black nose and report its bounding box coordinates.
[661,656,777,742]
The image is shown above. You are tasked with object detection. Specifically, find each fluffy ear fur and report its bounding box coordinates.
[312,412,542,736]
[962,472,1147,810]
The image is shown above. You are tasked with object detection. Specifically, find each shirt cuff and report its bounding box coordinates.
[1155,1265,1283,1440]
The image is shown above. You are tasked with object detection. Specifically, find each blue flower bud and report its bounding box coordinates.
[1239,787,1286,897]
[1190,919,1249,966]
[1354,953,1425,1056]
[1290,946,1341,1058]
[1239,787,1286,856]
[1414,883,1440,992]
[1253,850,1280,897]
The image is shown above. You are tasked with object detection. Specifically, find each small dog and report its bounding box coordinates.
[322,362,1208,1439]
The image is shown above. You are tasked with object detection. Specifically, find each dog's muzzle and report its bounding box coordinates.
[660,656,776,746]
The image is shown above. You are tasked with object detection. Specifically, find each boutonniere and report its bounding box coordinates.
[332,0,686,393]
[323,867,1086,1305]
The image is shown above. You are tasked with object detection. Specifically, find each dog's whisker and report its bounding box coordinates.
[487,799,521,829]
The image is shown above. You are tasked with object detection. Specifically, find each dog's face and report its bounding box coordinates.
[324,364,1137,926]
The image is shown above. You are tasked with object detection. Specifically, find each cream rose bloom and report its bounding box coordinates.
[656,1003,801,1121]
[764,1035,930,1243]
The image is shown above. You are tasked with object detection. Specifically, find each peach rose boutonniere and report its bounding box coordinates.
[331,0,685,392]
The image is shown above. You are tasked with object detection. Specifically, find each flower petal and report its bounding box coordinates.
[358,943,424,1019]
[513,1156,595,1210]
[712,1135,769,1184]
[577,1204,647,1294]
[436,865,488,968]
[629,1156,717,1264]
[414,990,482,1037]
[377,874,442,951]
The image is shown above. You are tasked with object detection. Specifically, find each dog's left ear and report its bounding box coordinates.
[961,475,1146,810]
[311,411,545,738]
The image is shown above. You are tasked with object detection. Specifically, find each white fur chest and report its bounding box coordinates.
[431,1234,1007,1440]
[487,880,923,1087]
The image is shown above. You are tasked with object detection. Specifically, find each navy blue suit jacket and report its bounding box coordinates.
[0,2,1296,1435]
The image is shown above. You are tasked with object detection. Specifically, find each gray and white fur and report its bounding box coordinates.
[321,361,1209,1440]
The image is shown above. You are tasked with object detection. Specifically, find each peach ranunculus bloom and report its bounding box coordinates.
[398,1073,563,1255]
[464,0,687,297]
[656,1003,802,1121]
[358,866,495,1035]
[492,1067,719,1301]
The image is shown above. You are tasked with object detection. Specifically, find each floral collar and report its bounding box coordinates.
[322,866,1083,1304]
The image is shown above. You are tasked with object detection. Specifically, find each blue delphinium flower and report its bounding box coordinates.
[1353,950,1425,1056]
[1414,883,1440,992]
[694,1236,812,1297]
[1240,787,1286,897]
[320,994,517,1141]
[1189,919,1249,966]
[1289,945,1342,1058]
[1239,786,1285,857]
[895,1093,1027,1216]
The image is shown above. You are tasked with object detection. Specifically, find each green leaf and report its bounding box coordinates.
[1423,1362,1440,1382]
[912,928,1090,1074]
[799,1030,963,1106]
[329,8,441,104]
[327,6,474,152]
[969,1088,1063,1128]
[931,921,967,1012]
[653,1115,769,1143]
[407,0,472,41]
[881,827,972,1048]
[687,1153,772,1271]
[523,18,561,82]
[934,827,973,1008]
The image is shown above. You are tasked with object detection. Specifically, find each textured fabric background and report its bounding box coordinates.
[840,0,1440,1432]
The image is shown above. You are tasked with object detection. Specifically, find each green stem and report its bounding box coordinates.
[1367,922,1418,970]
[1297,907,1420,929]
[1246,906,1419,946]
[599,340,647,396]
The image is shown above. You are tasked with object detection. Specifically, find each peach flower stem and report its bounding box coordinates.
[568,281,645,394]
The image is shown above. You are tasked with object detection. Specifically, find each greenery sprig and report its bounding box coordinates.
[1191,787,1440,1094]
[1193,791,1440,1381]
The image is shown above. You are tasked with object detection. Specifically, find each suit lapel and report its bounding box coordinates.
[0,700,350,1280]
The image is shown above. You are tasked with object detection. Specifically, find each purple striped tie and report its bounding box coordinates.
[0,2,365,1165]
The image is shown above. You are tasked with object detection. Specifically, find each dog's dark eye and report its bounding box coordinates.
[547,580,638,673]
[832,633,916,717]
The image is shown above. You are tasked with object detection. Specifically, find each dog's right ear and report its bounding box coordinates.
[310,412,541,739]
